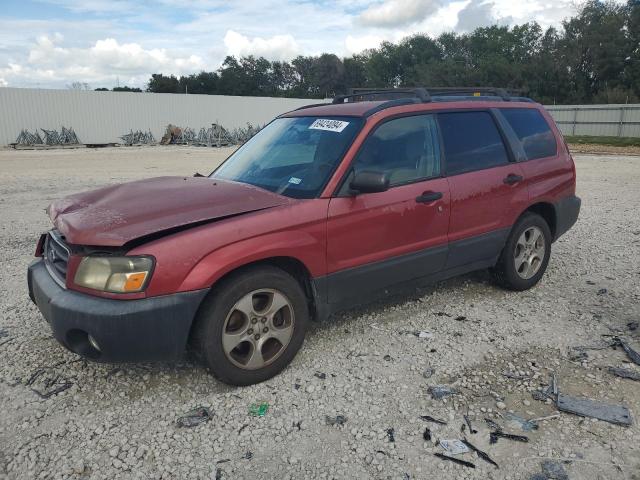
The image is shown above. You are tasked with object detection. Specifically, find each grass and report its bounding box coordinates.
[564,135,640,147]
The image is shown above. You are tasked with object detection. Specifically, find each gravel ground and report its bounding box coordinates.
[0,146,639,480]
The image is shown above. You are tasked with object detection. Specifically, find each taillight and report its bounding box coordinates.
[35,233,46,257]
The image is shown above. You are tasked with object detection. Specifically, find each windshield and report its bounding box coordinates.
[212,116,362,199]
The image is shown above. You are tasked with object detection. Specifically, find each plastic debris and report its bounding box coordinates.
[325,415,347,426]
[556,393,632,426]
[618,338,640,365]
[416,331,433,339]
[176,406,212,428]
[503,412,539,432]
[423,427,432,441]
[428,385,458,400]
[541,460,569,480]
[462,439,499,468]
[609,366,640,381]
[434,453,475,469]
[490,431,529,444]
[439,439,469,455]
[484,418,501,430]
[248,402,269,417]
[419,415,447,425]
[464,415,477,434]
[386,428,395,442]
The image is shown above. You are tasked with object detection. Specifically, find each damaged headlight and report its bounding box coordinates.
[74,256,154,293]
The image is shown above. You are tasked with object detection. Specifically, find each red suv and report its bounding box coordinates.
[28,88,580,385]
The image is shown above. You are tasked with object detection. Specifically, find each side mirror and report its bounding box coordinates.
[349,170,390,194]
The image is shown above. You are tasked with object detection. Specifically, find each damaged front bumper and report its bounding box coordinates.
[28,259,207,362]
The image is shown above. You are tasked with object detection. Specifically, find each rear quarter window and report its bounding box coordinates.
[438,111,510,176]
[500,108,557,160]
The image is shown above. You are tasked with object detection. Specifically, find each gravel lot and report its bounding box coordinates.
[0,146,639,480]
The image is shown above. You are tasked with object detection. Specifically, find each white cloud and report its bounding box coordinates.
[345,34,384,55]
[456,0,499,31]
[0,77,7,87]
[223,30,301,61]
[1,34,205,88]
[358,0,443,28]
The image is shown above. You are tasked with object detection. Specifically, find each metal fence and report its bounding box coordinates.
[0,88,323,146]
[545,104,640,138]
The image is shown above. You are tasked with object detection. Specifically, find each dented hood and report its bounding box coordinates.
[48,176,293,246]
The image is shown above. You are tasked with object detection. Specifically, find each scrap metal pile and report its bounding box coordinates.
[15,127,80,146]
[159,123,261,147]
[120,130,156,145]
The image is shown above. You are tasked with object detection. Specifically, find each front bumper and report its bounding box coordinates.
[554,195,581,241]
[28,259,207,362]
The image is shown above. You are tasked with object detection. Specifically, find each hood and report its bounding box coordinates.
[48,176,293,247]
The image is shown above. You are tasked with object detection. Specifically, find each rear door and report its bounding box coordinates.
[326,114,450,305]
[438,110,529,269]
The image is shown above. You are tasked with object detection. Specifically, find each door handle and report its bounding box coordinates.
[416,191,443,203]
[503,174,523,185]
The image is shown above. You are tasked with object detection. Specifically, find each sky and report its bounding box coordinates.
[0,0,586,90]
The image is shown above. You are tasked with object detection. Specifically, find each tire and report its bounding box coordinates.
[491,212,552,291]
[192,265,309,386]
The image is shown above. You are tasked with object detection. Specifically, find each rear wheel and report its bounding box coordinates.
[492,213,552,291]
[192,266,308,386]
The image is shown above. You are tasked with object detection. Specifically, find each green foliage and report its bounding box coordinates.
[146,0,640,103]
[564,135,640,146]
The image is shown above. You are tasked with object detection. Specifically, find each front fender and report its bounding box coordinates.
[178,230,326,292]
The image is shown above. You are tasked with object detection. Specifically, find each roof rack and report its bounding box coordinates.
[333,88,431,104]
[343,86,531,104]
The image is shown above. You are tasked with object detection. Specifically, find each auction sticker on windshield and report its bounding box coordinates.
[309,119,350,133]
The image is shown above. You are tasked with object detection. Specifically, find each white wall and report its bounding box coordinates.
[545,104,640,137]
[0,88,323,145]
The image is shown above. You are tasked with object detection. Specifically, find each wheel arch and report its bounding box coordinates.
[520,202,557,239]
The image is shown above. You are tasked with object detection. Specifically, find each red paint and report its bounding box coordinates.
[45,99,576,300]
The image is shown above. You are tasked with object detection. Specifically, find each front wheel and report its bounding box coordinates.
[192,266,308,386]
[492,213,552,291]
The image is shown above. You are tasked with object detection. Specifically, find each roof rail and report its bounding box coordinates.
[293,103,333,111]
[344,86,531,104]
[333,88,431,104]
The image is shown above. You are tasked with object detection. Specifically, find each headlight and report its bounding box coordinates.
[74,256,154,293]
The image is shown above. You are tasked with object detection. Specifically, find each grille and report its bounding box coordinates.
[44,230,70,286]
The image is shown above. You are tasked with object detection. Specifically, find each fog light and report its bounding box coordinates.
[88,334,101,352]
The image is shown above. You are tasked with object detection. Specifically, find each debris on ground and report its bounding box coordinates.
[503,412,539,432]
[627,321,639,331]
[248,402,269,417]
[462,439,499,468]
[31,381,73,399]
[427,385,458,400]
[464,414,477,434]
[386,428,395,442]
[423,428,432,441]
[489,430,529,444]
[434,453,475,469]
[608,366,640,381]
[176,406,212,428]
[439,439,469,455]
[314,372,326,379]
[325,415,347,426]
[617,338,640,365]
[556,393,633,426]
[484,418,501,430]
[419,415,447,425]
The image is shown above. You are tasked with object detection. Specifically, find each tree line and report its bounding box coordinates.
[140,0,639,104]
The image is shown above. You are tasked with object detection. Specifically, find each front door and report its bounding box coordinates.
[437,110,529,269]
[325,114,450,305]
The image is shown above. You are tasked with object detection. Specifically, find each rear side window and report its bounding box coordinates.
[438,111,509,175]
[352,114,441,186]
[500,108,557,160]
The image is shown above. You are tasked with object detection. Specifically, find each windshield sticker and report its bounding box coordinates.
[288,177,302,185]
[309,119,350,133]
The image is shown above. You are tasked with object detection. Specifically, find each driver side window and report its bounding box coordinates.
[352,114,441,187]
